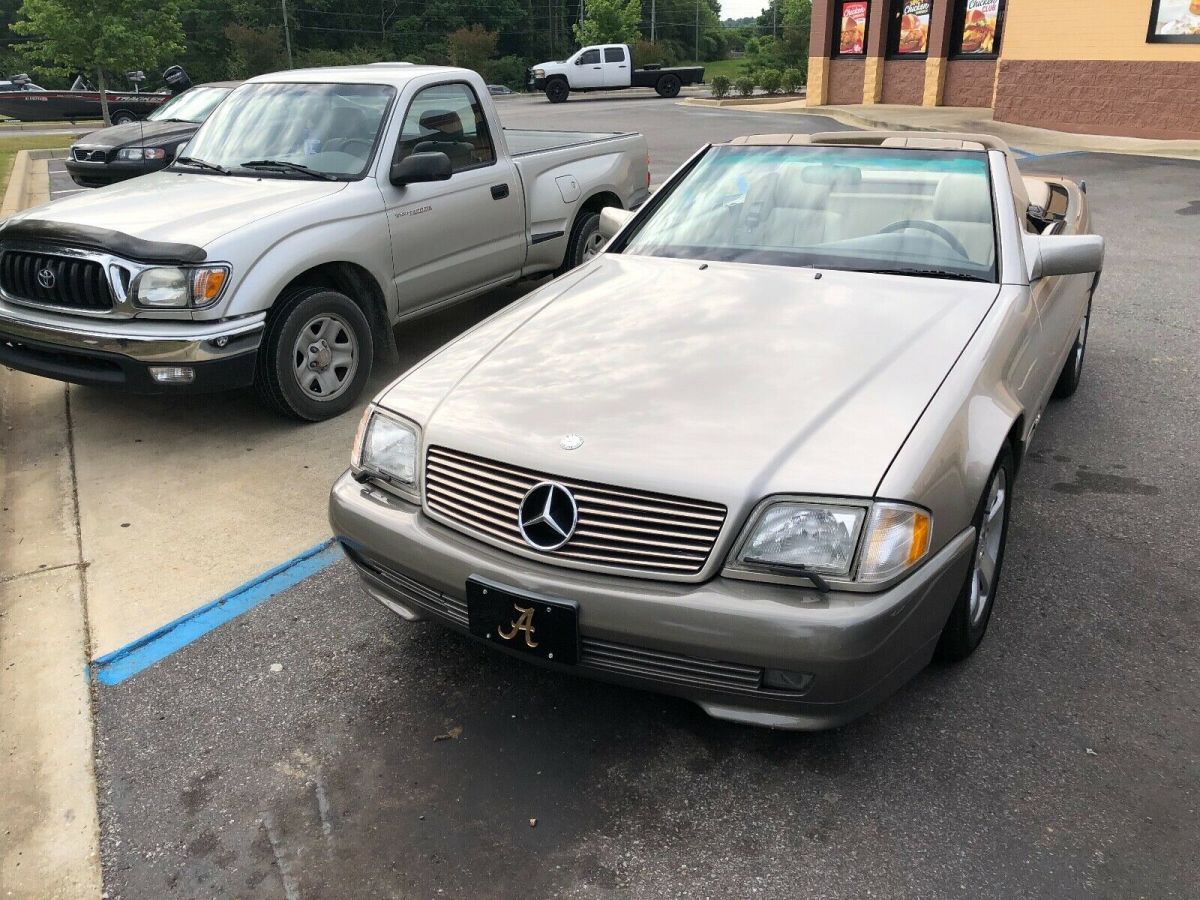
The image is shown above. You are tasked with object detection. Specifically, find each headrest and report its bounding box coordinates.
[774,176,831,210]
[419,109,464,139]
[933,174,992,223]
[801,164,861,188]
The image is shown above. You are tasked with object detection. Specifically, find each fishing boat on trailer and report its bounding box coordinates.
[0,66,190,124]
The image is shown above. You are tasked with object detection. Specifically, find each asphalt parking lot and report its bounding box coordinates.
[69,94,1200,898]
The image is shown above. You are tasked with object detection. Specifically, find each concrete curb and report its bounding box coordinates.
[1,147,67,218]
[682,93,806,108]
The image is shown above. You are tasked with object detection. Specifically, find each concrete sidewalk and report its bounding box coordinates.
[681,98,1200,160]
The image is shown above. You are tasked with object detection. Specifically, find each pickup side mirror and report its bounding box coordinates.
[389,151,452,186]
[598,206,633,240]
[1024,234,1104,281]
[574,57,584,65]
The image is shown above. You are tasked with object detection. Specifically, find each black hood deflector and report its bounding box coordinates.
[0,219,206,264]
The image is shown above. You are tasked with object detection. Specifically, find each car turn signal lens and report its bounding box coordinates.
[857,503,932,583]
[191,267,228,306]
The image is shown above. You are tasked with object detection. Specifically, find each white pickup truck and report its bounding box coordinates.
[0,65,649,420]
[530,45,704,102]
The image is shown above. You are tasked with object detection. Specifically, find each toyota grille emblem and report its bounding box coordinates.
[517,481,578,551]
[37,268,56,289]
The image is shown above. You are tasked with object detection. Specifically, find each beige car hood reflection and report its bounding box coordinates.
[383,254,999,506]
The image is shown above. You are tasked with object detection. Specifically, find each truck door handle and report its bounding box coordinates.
[491,183,509,200]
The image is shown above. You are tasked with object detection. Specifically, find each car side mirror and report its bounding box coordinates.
[1024,234,1104,281]
[574,58,584,65]
[389,151,452,186]
[598,206,633,240]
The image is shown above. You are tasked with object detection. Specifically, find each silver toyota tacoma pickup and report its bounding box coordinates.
[0,64,649,420]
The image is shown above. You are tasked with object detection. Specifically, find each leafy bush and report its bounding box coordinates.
[293,46,380,69]
[709,74,730,99]
[781,68,803,94]
[632,39,676,68]
[734,75,755,97]
[480,55,529,89]
[758,68,782,94]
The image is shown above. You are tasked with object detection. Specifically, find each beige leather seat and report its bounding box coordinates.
[932,173,995,265]
[736,170,838,249]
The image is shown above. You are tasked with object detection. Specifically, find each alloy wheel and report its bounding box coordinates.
[970,468,1007,626]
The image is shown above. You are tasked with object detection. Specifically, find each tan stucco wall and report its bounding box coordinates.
[1003,0,1200,62]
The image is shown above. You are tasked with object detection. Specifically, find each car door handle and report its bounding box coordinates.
[491,183,509,200]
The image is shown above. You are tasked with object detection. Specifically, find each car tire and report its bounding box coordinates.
[110,110,136,126]
[557,210,604,274]
[935,444,1014,662]
[545,79,569,103]
[655,74,682,98]
[253,287,374,422]
[1051,297,1091,400]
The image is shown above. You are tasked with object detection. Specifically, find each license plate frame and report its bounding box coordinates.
[466,577,579,665]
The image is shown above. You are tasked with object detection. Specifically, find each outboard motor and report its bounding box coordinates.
[162,65,192,95]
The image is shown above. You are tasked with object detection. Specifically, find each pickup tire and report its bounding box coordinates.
[557,210,603,274]
[655,74,681,98]
[254,287,374,422]
[545,79,569,103]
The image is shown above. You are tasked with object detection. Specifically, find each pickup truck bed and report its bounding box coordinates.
[630,66,704,88]
[503,128,641,156]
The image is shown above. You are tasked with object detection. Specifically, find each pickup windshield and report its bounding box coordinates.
[176,82,395,179]
[621,145,998,282]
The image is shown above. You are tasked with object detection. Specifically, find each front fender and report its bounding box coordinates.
[876,286,1032,553]
[197,187,392,320]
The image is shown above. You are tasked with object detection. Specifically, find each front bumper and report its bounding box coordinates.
[529,76,548,91]
[65,157,170,187]
[0,306,264,392]
[329,472,975,730]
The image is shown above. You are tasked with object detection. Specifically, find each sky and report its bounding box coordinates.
[720,0,769,19]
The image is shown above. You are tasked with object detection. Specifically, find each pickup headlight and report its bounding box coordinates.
[533,68,545,78]
[731,499,931,585]
[116,147,167,161]
[131,265,229,309]
[352,407,419,492]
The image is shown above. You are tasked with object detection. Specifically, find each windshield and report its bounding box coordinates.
[621,145,998,281]
[178,82,396,178]
[148,86,231,124]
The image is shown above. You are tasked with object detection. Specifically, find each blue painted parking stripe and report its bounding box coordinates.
[92,539,342,686]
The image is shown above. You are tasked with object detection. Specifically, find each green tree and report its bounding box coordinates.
[223,24,285,78]
[12,0,185,124]
[447,24,498,70]
[573,0,640,47]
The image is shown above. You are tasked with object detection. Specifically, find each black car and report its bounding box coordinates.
[65,81,239,187]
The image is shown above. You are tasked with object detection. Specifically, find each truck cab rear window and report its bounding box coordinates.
[604,47,626,62]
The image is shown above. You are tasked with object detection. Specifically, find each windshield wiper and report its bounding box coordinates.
[173,156,229,175]
[858,267,989,282]
[238,159,336,180]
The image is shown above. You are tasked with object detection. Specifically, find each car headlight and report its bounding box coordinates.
[352,407,418,491]
[731,499,931,585]
[115,147,167,161]
[131,265,229,308]
[533,68,545,78]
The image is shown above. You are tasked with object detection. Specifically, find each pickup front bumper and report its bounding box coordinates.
[0,304,264,392]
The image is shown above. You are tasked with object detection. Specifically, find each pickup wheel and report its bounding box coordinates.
[655,74,681,98]
[558,210,603,274]
[253,287,374,422]
[545,79,569,103]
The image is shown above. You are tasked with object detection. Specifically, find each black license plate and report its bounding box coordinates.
[466,578,579,665]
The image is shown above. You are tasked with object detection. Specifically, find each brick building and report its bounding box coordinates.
[807,0,1200,139]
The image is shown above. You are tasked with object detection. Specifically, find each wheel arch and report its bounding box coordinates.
[276,261,391,359]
